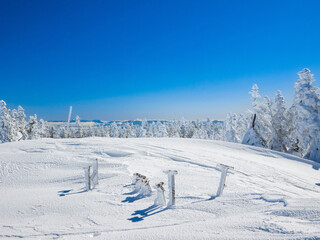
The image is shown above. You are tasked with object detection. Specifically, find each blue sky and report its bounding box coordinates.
[1,0,320,121]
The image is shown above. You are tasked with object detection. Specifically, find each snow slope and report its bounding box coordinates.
[0,138,320,239]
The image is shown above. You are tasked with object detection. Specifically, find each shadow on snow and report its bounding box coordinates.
[190,195,217,204]
[58,188,87,197]
[121,193,147,203]
[128,204,169,222]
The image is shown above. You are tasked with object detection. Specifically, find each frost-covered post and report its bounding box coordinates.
[216,164,234,197]
[84,166,92,191]
[132,173,142,184]
[94,158,99,185]
[154,182,166,206]
[88,166,92,190]
[66,106,72,137]
[141,178,152,196]
[165,170,178,207]
[133,173,145,191]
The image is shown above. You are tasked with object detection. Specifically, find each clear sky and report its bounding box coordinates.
[1,0,320,121]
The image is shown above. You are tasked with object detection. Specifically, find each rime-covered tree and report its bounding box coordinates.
[224,113,239,143]
[180,118,193,138]
[74,115,83,138]
[16,106,28,140]
[10,109,23,141]
[26,114,40,139]
[204,118,214,140]
[300,71,320,161]
[269,91,289,152]
[38,119,48,138]
[155,122,168,138]
[136,124,146,137]
[242,84,271,147]
[213,122,224,140]
[109,122,119,138]
[236,113,249,142]
[305,127,320,162]
[167,120,180,138]
[0,100,19,142]
[290,68,319,156]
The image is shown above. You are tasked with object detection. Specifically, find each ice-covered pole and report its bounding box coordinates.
[66,106,72,137]
[84,166,92,191]
[216,164,234,197]
[165,170,178,207]
[88,166,92,190]
[95,158,99,185]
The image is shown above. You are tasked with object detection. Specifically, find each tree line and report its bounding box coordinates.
[1,68,319,162]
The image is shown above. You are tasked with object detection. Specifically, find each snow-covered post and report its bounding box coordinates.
[132,173,142,184]
[66,106,72,137]
[141,178,152,196]
[94,158,99,185]
[84,166,92,191]
[165,170,178,207]
[216,164,234,197]
[133,173,146,191]
[154,182,166,206]
[88,166,92,190]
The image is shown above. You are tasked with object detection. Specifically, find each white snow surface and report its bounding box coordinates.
[1,138,320,239]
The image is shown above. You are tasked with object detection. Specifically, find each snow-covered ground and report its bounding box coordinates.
[0,138,320,239]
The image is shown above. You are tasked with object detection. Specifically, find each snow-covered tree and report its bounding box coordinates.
[38,119,48,138]
[213,122,224,141]
[180,118,193,138]
[242,84,271,147]
[109,122,119,138]
[16,106,28,140]
[10,109,23,141]
[242,114,267,147]
[0,100,20,142]
[269,91,289,152]
[236,113,249,142]
[289,68,319,156]
[26,114,40,139]
[167,120,180,138]
[74,115,82,138]
[155,122,168,138]
[224,113,239,143]
[305,128,320,162]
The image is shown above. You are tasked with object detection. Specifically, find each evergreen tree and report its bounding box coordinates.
[16,106,28,140]
[242,84,272,147]
[290,68,319,156]
[75,115,83,138]
[236,113,249,142]
[110,122,119,137]
[0,100,17,142]
[38,119,48,138]
[10,109,23,141]
[224,113,239,143]
[26,114,40,139]
[269,91,289,152]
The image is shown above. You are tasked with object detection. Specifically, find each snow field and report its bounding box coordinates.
[0,138,320,239]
